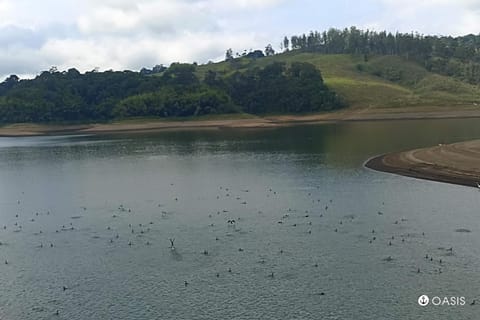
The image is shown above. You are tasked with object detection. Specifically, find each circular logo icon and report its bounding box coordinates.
[418,295,430,306]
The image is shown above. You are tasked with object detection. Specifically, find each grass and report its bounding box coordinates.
[196,52,480,110]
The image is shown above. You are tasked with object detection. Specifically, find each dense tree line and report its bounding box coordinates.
[223,62,341,113]
[284,27,480,84]
[0,68,163,122]
[0,62,343,123]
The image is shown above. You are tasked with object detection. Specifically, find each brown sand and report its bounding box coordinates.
[365,140,480,188]
[2,106,480,137]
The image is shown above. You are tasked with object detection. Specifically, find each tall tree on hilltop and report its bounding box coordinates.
[225,48,234,61]
[283,36,290,51]
[265,44,275,56]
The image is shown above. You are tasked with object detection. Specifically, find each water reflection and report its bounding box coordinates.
[2,118,480,168]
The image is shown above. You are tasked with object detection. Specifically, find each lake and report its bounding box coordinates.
[1,118,480,319]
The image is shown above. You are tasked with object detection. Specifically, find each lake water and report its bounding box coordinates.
[1,119,480,319]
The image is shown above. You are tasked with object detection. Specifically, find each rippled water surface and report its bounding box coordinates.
[1,119,480,319]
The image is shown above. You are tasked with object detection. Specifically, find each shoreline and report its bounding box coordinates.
[2,106,480,137]
[365,140,480,188]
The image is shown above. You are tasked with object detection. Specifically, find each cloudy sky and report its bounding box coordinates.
[0,0,479,79]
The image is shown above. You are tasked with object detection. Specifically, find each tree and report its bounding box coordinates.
[225,62,343,114]
[225,48,234,61]
[0,75,20,92]
[140,68,152,75]
[152,64,166,73]
[246,50,265,59]
[283,36,290,51]
[66,68,81,78]
[162,63,199,88]
[265,44,275,56]
[3,74,19,85]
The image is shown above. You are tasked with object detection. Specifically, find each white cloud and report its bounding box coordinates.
[77,1,219,36]
[365,0,480,35]
[0,0,478,80]
[0,0,286,79]
[37,31,267,73]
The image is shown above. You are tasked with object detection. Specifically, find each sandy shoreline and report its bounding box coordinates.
[365,140,480,188]
[2,106,480,137]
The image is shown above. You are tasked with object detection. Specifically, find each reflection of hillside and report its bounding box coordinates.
[4,118,480,170]
[123,118,480,169]
[321,119,480,167]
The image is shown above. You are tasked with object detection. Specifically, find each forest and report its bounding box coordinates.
[282,27,480,84]
[0,62,343,123]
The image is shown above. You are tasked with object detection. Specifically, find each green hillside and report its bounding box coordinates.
[197,52,480,109]
[0,58,343,123]
[3,26,480,124]
[2,45,480,124]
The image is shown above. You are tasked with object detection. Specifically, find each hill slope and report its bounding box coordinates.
[197,52,480,109]
[1,50,480,125]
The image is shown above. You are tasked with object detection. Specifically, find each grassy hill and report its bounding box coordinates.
[2,50,480,126]
[196,52,480,110]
